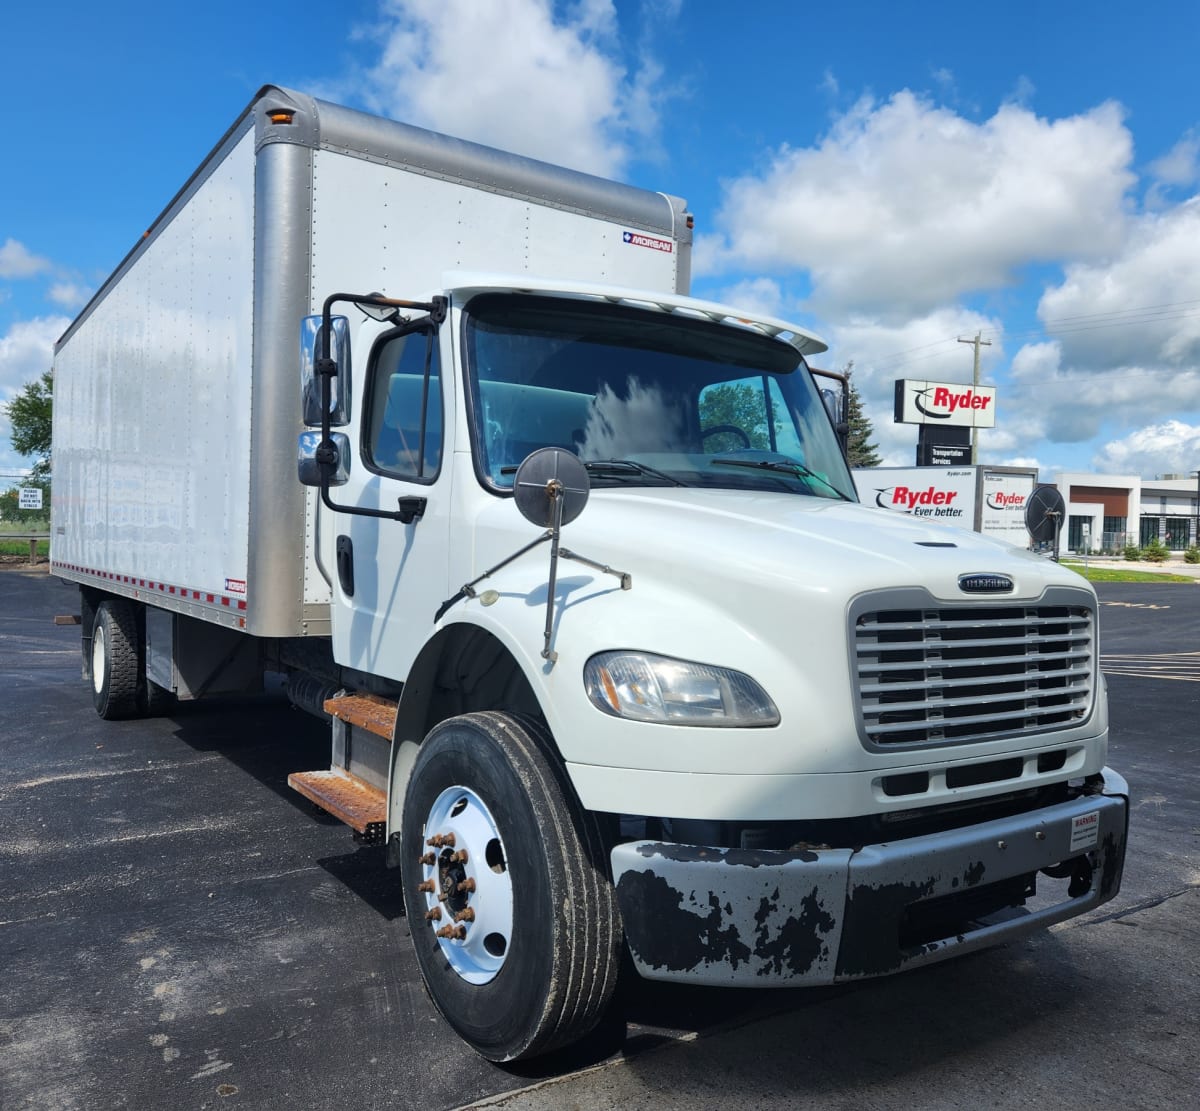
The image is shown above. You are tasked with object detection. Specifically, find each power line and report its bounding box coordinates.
[865,299,1200,376]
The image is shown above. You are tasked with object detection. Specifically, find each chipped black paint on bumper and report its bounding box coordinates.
[611,768,1129,986]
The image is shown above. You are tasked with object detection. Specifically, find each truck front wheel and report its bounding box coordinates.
[400,712,622,1062]
[91,600,142,720]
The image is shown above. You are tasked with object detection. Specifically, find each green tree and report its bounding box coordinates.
[4,369,53,478]
[843,364,881,468]
[697,382,775,451]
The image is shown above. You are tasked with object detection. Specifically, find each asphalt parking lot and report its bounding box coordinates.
[1,571,1197,1110]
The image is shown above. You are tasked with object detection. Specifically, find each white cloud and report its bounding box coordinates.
[47,282,91,310]
[1149,131,1200,189]
[345,0,668,178]
[824,306,1003,466]
[0,316,68,470]
[0,317,64,400]
[699,92,1135,318]
[1008,339,1200,445]
[1005,76,1036,108]
[1093,419,1200,476]
[1036,197,1200,371]
[0,239,52,280]
[712,277,787,319]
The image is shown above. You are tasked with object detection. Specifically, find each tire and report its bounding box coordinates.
[400,712,622,1062]
[91,600,142,720]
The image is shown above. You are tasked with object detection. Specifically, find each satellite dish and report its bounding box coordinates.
[1025,486,1066,545]
[513,448,590,529]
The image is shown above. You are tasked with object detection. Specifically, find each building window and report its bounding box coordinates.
[1140,516,1161,546]
[1165,518,1190,550]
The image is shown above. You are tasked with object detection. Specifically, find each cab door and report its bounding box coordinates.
[329,321,452,681]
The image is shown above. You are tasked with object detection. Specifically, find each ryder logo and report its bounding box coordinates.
[986,491,1026,510]
[875,485,965,519]
[913,385,993,420]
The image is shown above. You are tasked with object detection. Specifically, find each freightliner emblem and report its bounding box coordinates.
[958,573,1015,594]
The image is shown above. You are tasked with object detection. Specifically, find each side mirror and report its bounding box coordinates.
[300,315,351,426]
[820,387,842,427]
[298,431,350,487]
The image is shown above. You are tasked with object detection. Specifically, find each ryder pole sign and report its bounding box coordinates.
[894,379,997,428]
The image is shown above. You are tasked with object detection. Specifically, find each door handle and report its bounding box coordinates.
[336,535,355,597]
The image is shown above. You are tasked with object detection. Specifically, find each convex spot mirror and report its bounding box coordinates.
[297,430,351,487]
[300,314,351,427]
[513,448,590,529]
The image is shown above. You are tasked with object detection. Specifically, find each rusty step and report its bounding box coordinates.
[324,691,398,740]
[288,768,386,834]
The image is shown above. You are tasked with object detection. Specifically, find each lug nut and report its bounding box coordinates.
[436,925,467,941]
[453,908,476,923]
[419,852,435,866]
[457,878,476,894]
[424,906,442,921]
[417,879,436,894]
[450,849,469,864]
[426,833,456,848]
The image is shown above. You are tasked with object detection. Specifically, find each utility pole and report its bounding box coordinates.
[958,331,992,464]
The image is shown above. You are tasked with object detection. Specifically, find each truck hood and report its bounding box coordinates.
[535,486,1074,602]
[461,482,1100,785]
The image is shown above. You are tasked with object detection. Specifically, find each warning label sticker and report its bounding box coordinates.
[1070,810,1100,852]
[623,230,673,253]
[224,578,247,596]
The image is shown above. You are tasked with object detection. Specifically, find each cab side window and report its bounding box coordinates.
[365,330,443,480]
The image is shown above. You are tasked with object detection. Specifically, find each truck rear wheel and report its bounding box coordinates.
[91,600,142,720]
[400,712,622,1062]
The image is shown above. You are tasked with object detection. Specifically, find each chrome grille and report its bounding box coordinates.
[853,603,1094,747]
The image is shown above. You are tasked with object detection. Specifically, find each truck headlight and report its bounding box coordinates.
[583,651,779,727]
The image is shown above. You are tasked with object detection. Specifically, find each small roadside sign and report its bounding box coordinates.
[18,487,44,510]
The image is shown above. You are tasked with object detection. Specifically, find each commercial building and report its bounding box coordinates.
[1053,472,1200,553]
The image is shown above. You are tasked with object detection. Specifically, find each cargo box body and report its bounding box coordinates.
[51,85,690,636]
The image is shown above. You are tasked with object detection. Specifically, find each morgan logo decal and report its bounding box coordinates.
[623,230,673,253]
[224,578,247,595]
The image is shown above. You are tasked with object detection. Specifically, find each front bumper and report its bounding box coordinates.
[611,768,1128,986]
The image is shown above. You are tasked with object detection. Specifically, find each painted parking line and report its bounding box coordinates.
[1101,652,1200,681]
[1100,601,1171,611]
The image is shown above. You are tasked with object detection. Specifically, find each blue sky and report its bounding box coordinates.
[4,0,1200,484]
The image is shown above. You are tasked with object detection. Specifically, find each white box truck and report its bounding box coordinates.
[51,85,1128,1062]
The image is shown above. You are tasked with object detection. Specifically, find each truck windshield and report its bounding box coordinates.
[463,294,857,501]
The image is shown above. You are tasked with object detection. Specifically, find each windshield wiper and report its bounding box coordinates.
[709,458,853,501]
[582,459,688,487]
[499,458,686,486]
